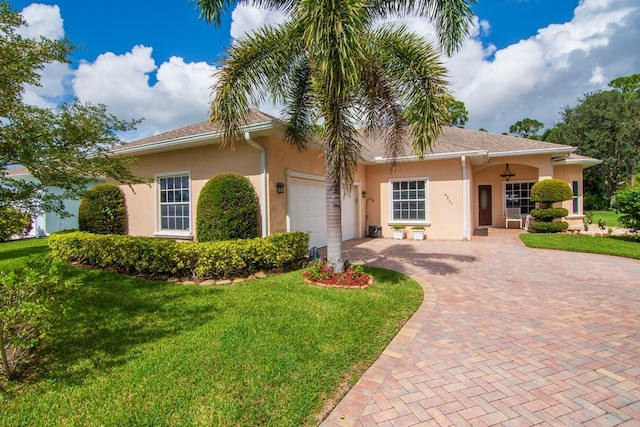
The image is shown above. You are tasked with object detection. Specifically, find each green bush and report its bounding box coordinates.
[531,179,573,204]
[616,186,640,230]
[196,174,259,242]
[529,221,569,233]
[0,256,76,380]
[49,231,310,280]
[584,194,608,211]
[78,184,126,235]
[530,208,569,221]
[0,208,32,241]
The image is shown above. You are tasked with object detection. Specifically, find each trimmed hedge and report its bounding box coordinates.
[78,184,126,235]
[48,231,309,280]
[530,208,569,221]
[196,173,259,242]
[529,221,569,233]
[531,179,573,204]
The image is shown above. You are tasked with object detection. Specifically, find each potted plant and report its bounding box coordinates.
[411,225,425,241]
[391,224,405,240]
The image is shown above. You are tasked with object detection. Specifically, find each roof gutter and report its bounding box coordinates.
[112,121,275,156]
[370,149,487,163]
[489,146,576,158]
[245,132,268,238]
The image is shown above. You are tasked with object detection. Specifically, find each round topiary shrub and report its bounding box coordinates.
[530,208,569,221]
[196,173,259,242]
[0,208,32,241]
[529,221,569,233]
[529,179,573,233]
[78,184,126,235]
[531,179,573,206]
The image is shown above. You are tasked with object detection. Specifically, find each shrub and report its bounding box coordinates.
[584,194,608,211]
[78,184,126,235]
[0,257,76,380]
[529,221,569,233]
[49,231,310,280]
[530,208,569,221]
[196,174,259,242]
[0,208,32,241]
[530,179,573,233]
[531,179,573,205]
[616,186,640,230]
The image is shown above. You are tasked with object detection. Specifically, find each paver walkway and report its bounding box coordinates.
[321,231,640,426]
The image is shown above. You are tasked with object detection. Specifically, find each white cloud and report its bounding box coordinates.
[73,46,217,139]
[444,0,640,133]
[229,4,288,40]
[17,3,64,39]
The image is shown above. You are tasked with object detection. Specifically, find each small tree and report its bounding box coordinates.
[616,186,640,230]
[529,179,573,233]
[509,118,544,139]
[78,184,127,235]
[196,174,259,242]
[0,257,76,380]
[448,100,469,128]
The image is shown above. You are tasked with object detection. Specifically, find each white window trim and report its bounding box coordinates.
[388,177,430,225]
[153,170,193,239]
[502,180,536,217]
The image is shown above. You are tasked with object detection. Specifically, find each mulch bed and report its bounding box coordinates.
[302,271,373,289]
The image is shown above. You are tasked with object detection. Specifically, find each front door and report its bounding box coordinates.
[478,185,492,226]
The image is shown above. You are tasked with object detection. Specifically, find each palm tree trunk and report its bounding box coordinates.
[326,177,344,273]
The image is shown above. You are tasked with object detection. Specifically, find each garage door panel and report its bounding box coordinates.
[289,177,356,248]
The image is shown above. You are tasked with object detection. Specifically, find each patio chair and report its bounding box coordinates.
[506,207,523,229]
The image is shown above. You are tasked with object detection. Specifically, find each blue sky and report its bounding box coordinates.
[10,0,640,139]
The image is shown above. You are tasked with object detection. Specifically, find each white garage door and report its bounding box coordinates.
[288,177,356,248]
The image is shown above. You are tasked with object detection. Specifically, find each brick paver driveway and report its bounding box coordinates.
[321,232,640,426]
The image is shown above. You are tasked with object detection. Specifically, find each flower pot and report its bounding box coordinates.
[412,230,425,241]
[393,230,405,240]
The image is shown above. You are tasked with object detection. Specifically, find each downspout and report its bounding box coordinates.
[461,156,469,241]
[245,132,268,237]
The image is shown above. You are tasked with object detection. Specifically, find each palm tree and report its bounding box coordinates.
[195,0,475,272]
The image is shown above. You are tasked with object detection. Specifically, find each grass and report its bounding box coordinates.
[520,233,640,260]
[585,209,623,228]
[0,238,423,426]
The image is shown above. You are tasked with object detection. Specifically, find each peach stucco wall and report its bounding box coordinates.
[365,158,467,240]
[553,164,584,228]
[110,142,263,237]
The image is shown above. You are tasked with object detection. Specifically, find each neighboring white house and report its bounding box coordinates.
[5,166,104,237]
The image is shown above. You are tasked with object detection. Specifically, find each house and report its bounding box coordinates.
[4,166,105,237]
[110,110,600,246]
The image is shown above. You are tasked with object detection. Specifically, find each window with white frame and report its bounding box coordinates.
[391,179,428,222]
[158,174,190,232]
[505,181,536,215]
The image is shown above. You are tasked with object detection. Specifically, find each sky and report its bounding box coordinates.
[10,0,640,141]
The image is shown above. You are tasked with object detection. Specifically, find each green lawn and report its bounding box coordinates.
[0,238,423,426]
[520,233,640,260]
[585,209,623,228]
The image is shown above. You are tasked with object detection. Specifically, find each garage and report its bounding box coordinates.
[288,174,357,248]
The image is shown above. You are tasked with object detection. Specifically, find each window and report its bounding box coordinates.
[391,179,428,222]
[158,174,190,232]
[572,181,580,214]
[505,181,535,215]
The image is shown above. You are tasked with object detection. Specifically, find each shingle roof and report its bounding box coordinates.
[360,126,575,160]
[115,109,280,151]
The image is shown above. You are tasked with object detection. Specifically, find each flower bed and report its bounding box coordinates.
[303,259,373,289]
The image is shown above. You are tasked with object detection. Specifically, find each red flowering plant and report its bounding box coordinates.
[304,258,371,288]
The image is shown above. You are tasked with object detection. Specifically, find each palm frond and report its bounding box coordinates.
[210,23,303,146]
[370,0,475,55]
[193,0,298,26]
[282,61,317,150]
[371,24,453,158]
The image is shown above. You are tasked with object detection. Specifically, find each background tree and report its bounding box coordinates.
[508,118,544,139]
[550,75,640,201]
[0,2,146,227]
[448,100,469,128]
[195,0,475,272]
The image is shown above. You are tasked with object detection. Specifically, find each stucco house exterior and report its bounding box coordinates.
[110,110,600,247]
